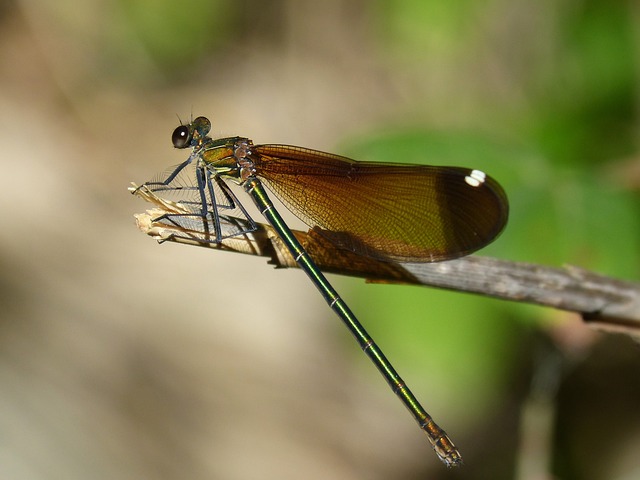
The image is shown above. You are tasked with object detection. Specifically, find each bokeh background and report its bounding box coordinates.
[1,1,639,479]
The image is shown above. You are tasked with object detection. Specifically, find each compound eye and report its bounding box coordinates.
[193,116,212,136]
[172,125,191,148]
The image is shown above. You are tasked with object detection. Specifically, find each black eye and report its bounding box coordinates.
[172,125,191,149]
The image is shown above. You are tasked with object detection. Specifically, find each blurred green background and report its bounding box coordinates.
[1,1,639,479]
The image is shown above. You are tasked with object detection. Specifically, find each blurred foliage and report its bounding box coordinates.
[117,0,233,73]
[118,1,638,475]
[374,0,487,57]
[111,0,236,81]
[344,2,638,478]
[369,0,639,272]
[526,3,636,168]
[113,0,637,477]
[7,0,638,478]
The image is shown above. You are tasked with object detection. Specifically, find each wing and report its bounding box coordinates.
[252,144,508,262]
[138,158,257,243]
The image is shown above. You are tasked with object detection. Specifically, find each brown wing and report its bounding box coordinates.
[252,144,508,262]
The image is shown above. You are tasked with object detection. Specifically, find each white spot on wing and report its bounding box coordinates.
[464,169,486,187]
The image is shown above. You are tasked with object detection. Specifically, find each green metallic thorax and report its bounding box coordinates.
[199,136,255,184]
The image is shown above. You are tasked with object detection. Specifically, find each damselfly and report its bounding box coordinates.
[132,116,509,466]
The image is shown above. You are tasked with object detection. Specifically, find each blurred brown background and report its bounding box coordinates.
[1,1,639,479]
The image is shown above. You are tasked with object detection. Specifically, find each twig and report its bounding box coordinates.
[130,184,640,337]
[396,257,640,335]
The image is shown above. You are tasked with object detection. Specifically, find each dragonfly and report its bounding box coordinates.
[132,116,509,466]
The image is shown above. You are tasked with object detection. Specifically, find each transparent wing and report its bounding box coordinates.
[138,156,257,243]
